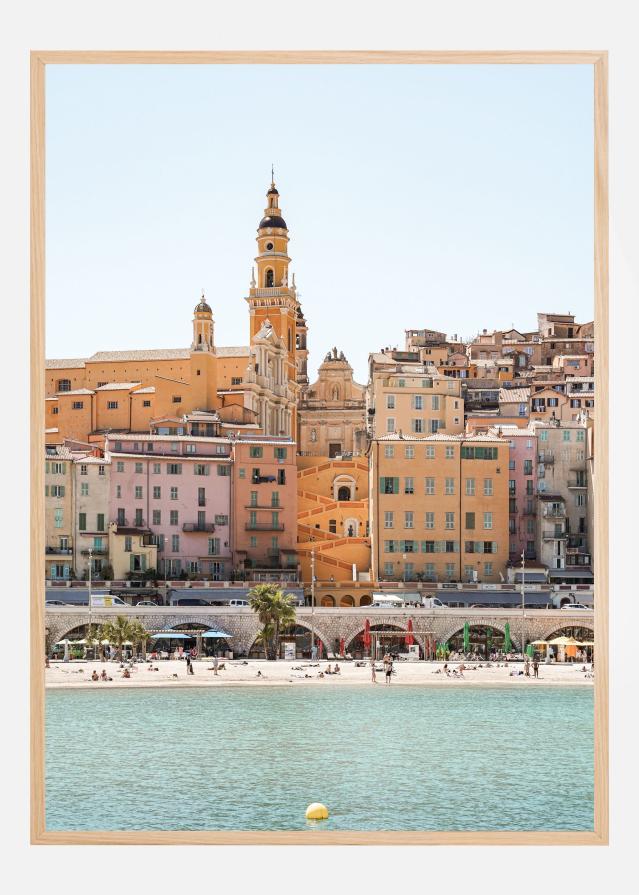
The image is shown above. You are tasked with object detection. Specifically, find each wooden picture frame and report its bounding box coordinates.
[31,50,608,845]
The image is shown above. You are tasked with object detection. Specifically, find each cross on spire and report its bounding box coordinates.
[271,163,275,188]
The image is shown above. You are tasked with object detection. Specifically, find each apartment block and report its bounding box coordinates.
[370,433,509,583]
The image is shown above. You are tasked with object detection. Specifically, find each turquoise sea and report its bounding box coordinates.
[46,685,593,831]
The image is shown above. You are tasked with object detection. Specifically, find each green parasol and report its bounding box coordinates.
[463,622,470,653]
[486,627,493,650]
[503,622,512,653]
[526,643,534,657]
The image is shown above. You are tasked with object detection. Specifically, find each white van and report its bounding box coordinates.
[89,595,128,608]
[228,599,250,607]
[420,596,448,609]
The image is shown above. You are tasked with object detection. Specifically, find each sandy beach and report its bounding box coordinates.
[45,658,594,690]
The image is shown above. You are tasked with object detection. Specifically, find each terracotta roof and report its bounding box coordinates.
[376,433,505,443]
[499,387,530,403]
[46,358,87,369]
[216,346,249,357]
[89,349,190,362]
[131,386,155,394]
[56,388,95,396]
[96,382,142,391]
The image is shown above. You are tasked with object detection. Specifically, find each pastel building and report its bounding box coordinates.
[105,434,232,579]
[73,453,111,579]
[231,436,298,578]
[489,425,538,563]
[44,445,75,579]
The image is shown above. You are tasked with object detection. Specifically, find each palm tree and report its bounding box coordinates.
[248,584,297,660]
[128,619,151,660]
[99,615,141,661]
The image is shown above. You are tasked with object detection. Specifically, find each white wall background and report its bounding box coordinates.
[0,0,636,887]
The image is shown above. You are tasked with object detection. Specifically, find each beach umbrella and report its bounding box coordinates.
[463,621,470,653]
[503,622,512,653]
[405,618,414,647]
[318,639,324,659]
[363,619,371,651]
[339,637,345,657]
[526,643,534,657]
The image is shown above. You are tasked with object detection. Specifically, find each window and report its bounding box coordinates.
[116,508,125,525]
[509,459,515,470]
[405,511,414,529]
[57,379,71,392]
[172,396,182,404]
[411,419,424,434]
[523,459,533,475]
[445,512,455,530]
[51,462,66,474]
[171,535,180,552]
[445,478,454,495]
[384,562,394,577]
[152,510,161,525]
[218,465,230,477]
[483,512,493,530]
[562,430,571,442]
[134,509,143,527]
[445,541,456,554]
[384,511,394,529]
[124,536,132,553]
[576,429,585,442]
[425,512,434,529]
[208,537,221,555]
[271,511,280,527]
[143,400,151,407]
[170,487,178,500]
[509,480,516,495]
[51,407,59,415]
[386,418,395,433]
[231,377,243,386]
[384,445,395,458]
[461,446,498,460]
[412,395,423,410]
[465,512,475,530]
[404,477,414,495]
[107,401,118,410]
[426,446,435,459]
[386,395,395,409]
[239,468,246,479]
[50,485,65,497]
[194,464,209,476]
[185,444,196,454]
[249,446,263,458]
[135,485,143,500]
[484,478,493,496]
[78,513,86,531]
[465,478,475,496]
[425,477,435,495]
[432,396,440,411]
[275,447,287,460]
[153,486,161,499]
[445,563,455,579]
[72,401,84,410]
[249,536,257,548]
[539,430,548,442]
[277,470,286,485]
[445,446,454,459]
[170,510,179,526]
[380,477,399,494]
[484,563,493,576]
[133,462,142,474]
[54,508,63,529]
[80,482,89,497]
[398,379,405,388]
[167,463,182,475]
[215,514,229,526]
[153,463,161,474]
[328,518,337,534]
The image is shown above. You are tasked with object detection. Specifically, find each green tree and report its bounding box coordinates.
[248,584,297,660]
[99,615,143,660]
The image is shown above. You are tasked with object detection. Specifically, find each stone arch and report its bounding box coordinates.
[438,619,512,647]
[333,474,356,502]
[321,595,335,607]
[343,517,359,537]
[345,620,410,651]
[247,621,330,659]
[339,595,355,607]
[359,594,372,607]
[540,621,594,642]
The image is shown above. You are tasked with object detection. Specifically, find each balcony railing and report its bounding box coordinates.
[568,480,587,489]
[81,548,108,556]
[543,508,565,518]
[538,452,554,464]
[182,522,215,533]
[245,523,285,531]
[543,530,567,540]
[45,546,73,555]
[252,475,278,484]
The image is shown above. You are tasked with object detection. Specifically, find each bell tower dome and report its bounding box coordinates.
[191,291,214,352]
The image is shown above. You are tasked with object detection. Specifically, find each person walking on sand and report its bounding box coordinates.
[385,657,393,685]
[371,659,377,684]
[532,658,539,678]
[213,655,219,676]
[524,657,530,677]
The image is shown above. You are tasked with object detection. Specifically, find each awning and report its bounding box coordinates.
[549,568,593,580]
[513,572,547,583]
[201,630,232,639]
[149,632,191,640]
[447,591,552,607]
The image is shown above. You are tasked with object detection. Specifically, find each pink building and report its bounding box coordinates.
[490,426,538,563]
[106,434,232,579]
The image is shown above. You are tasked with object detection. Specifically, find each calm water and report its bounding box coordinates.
[46,685,593,831]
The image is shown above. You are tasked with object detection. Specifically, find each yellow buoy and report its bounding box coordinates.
[305,802,329,820]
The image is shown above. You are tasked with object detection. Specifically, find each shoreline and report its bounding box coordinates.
[45,658,594,691]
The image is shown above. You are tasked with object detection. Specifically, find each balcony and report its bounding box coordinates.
[538,452,554,464]
[252,475,277,484]
[543,530,567,540]
[568,480,587,489]
[245,523,285,531]
[566,546,590,556]
[543,508,565,518]
[81,548,108,556]
[246,503,282,510]
[45,546,73,555]
[182,522,215,533]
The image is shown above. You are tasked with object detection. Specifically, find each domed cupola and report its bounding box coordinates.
[191,291,214,352]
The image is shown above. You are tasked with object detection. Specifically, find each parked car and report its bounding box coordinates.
[135,601,159,607]
[90,595,128,607]
[560,602,591,611]
[228,599,250,607]
[45,600,70,607]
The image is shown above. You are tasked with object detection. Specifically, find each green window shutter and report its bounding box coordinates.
[379,477,385,494]
[141,554,147,571]
[393,477,399,493]
[130,554,135,571]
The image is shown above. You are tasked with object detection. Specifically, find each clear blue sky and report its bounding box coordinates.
[46,64,594,383]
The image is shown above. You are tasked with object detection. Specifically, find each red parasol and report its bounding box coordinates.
[317,639,323,659]
[339,637,345,657]
[362,619,371,651]
[405,618,414,647]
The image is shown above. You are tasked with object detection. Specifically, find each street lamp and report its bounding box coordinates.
[520,550,526,662]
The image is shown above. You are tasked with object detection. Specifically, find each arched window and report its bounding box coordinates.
[337,486,351,502]
[329,519,337,534]
[265,269,274,287]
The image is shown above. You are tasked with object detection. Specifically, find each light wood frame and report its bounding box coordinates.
[30,50,608,846]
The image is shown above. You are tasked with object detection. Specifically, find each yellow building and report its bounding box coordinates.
[45,446,75,579]
[369,433,510,584]
[108,522,158,580]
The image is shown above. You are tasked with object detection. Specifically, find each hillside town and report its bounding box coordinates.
[44,179,595,610]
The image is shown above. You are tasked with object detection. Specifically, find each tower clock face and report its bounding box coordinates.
[265,242,274,251]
